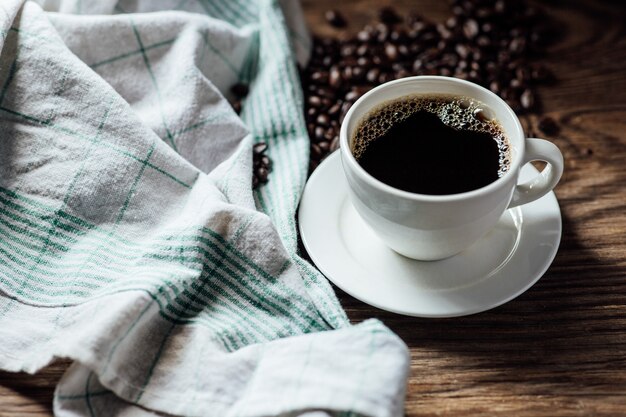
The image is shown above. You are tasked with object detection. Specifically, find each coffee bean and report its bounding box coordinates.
[531,64,555,83]
[509,37,527,54]
[455,44,470,59]
[252,141,272,188]
[463,19,479,39]
[356,44,369,56]
[314,126,325,142]
[257,166,269,182]
[379,7,401,25]
[316,114,330,127]
[311,143,323,160]
[378,72,392,84]
[318,141,330,152]
[328,66,342,88]
[476,35,491,48]
[340,102,352,121]
[342,66,354,81]
[308,95,322,108]
[520,89,535,110]
[352,66,366,80]
[489,80,501,93]
[384,43,398,61]
[328,102,342,117]
[323,127,335,140]
[357,30,371,42]
[231,100,242,114]
[231,83,249,98]
[538,116,560,136]
[310,71,328,84]
[330,136,340,152]
[345,91,360,102]
[316,87,335,99]
[325,10,347,28]
[412,59,424,72]
[253,142,267,154]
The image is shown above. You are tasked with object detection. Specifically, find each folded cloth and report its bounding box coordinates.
[0,0,410,416]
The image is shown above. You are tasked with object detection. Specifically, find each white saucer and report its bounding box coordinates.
[298,151,562,318]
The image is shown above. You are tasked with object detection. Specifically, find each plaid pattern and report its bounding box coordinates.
[0,1,409,416]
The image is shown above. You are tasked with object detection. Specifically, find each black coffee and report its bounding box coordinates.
[352,94,511,195]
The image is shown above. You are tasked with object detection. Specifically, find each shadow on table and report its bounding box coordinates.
[339,211,626,394]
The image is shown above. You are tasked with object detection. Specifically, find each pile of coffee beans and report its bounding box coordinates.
[229,83,249,115]
[252,142,272,188]
[302,0,559,171]
[227,82,274,189]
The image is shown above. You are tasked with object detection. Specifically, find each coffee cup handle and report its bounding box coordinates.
[508,138,564,209]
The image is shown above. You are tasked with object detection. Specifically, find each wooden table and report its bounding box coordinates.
[2,0,626,415]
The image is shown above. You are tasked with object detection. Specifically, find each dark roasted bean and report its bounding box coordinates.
[231,101,242,114]
[476,35,491,48]
[463,19,479,39]
[366,68,380,83]
[311,143,323,160]
[329,66,342,88]
[316,114,330,127]
[308,95,322,107]
[455,44,470,59]
[340,44,355,57]
[509,37,526,54]
[357,30,371,42]
[384,43,398,61]
[328,102,342,117]
[325,10,347,28]
[257,167,268,182]
[261,155,271,169]
[412,59,424,72]
[489,80,501,93]
[343,66,354,81]
[311,71,328,84]
[231,83,249,98]
[316,87,335,99]
[314,126,325,142]
[253,142,267,154]
[379,7,401,25]
[352,66,366,80]
[538,116,560,136]
[531,64,555,83]
[520,89,535,110]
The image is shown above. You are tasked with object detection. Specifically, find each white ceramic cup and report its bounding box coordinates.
[339,76,564,261]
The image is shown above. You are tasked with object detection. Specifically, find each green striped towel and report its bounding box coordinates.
[0,0,409,416]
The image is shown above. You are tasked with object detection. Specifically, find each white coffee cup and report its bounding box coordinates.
[339,76,564,261]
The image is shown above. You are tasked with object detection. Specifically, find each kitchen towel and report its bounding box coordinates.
[0,0,409,416]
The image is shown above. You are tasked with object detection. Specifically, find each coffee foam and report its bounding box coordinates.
[352,94,511,177]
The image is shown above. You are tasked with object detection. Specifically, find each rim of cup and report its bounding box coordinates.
[339,75,526,202]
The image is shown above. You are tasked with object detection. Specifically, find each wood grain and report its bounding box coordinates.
[303,0,626,415]
[2,0,626,416]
